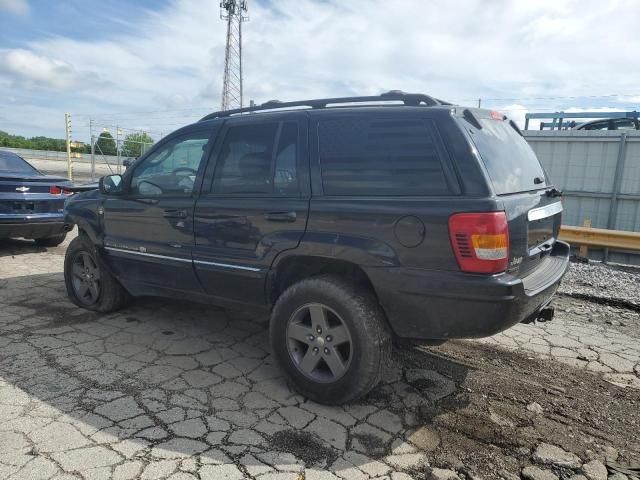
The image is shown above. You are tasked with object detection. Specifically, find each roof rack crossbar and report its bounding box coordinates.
[199,90,449,121]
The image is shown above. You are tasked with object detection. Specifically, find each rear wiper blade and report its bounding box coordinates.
[509,119,523,136]
[545,187,563,198]
[462,109,482,129]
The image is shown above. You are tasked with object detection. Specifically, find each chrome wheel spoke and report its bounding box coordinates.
[323,347,347,378]
[72,264,84,279]
[77,283,90,298]
[86,257,99,277]
[309,304,329,333]
[327,324,349,345]
[87,282,99,300]
[288,323,313,344]
[299,348,321,374]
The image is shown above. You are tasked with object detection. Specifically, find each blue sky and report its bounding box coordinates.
[0,1,160,47]
[1,0,639,141]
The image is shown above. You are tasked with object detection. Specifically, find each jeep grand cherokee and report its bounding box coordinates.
[63,91,569,404]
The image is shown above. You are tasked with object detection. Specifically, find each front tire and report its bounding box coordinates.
[34,233,66,247]
[270,275,391,404]
[64,236,131,312]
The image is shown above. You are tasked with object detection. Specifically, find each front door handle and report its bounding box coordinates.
[264,211,297,222]
[163,209,188,219]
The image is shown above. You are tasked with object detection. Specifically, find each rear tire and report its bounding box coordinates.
[64,235,131,312]
[34,233,67,247]
[270,275,391,405]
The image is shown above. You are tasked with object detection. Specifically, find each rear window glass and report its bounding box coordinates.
[318,117,451,196]
[461,118,548,194]
[0,151,38,174]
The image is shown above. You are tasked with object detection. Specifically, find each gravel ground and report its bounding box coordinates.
[559,261,640,307]
[1,237,639,480]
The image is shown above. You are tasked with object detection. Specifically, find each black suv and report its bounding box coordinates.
[64,92,569,404]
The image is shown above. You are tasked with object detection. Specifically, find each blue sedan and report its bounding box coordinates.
[0,150,73,246]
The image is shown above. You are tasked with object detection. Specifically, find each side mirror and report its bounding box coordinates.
[99,174,123,195]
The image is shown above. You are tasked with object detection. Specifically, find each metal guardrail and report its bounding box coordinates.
[524,110,640,130]
[560,226,640,252]
[1,146,119,164]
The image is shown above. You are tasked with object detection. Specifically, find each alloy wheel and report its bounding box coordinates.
[286,303,353,382]
[70,251,101,306]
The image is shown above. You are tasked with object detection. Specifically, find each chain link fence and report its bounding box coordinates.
[3,135,153,184]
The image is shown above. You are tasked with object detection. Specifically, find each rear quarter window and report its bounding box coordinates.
[318,116,452,196]
[0,151,39,174]
[460,117,548,195]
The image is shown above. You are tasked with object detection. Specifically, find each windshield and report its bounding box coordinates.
[460,118,548,194]
[0,151,39,174]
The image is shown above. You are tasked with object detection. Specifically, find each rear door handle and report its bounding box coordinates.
[264,211,296,222]
[163,209,188,219]
[138,198,159,205]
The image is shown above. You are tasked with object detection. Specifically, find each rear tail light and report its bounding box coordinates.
[50,186,73,195]
[448,212,509,274]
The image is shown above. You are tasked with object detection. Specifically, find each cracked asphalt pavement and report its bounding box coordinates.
[1,233,639,480]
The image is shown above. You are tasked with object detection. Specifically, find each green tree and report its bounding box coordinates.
[0,130,69,152]
[122,132,154,157]
[95,131,117,156]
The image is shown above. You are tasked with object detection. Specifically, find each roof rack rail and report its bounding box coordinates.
[199,90,452,121]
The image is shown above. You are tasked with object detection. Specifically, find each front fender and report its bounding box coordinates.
[64,191,103,245]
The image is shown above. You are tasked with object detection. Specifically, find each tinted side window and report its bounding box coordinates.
[274,122,298,195]
[130,131,210,196]
[582,120,612,130]
[318,117,451,196]
[212,122,299,195]
[614,119,639,130]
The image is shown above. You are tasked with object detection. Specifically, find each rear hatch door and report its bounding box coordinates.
[456,110,563,277]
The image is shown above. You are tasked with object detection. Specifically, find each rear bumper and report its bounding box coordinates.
[366,241,570,340]
[0,213,68,239]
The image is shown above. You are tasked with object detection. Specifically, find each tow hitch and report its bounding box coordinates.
[522,305,555,324]
[538,306,554,322]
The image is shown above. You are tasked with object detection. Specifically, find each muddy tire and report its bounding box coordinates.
[64,235,131,312]
[34,233,66,247]
[270,275,391,405]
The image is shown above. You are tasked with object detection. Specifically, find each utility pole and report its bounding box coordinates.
[478,98,482,108]
[64,113,73,181]
[89,119,95,181]
[116,126,122,174]
[220,0,248,111]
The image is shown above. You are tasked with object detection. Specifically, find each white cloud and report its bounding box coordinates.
[1,0,639,138]
[619,96,640,103]
[0,0,29,15]
[494,104,529,128]
[0,49,79,89]
[564,107,623,115]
